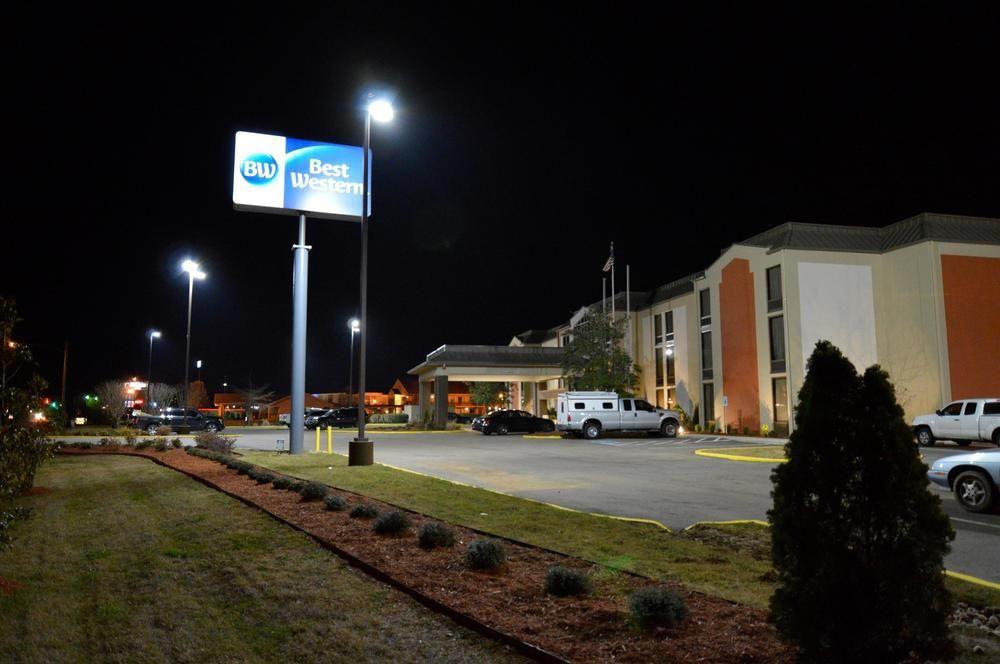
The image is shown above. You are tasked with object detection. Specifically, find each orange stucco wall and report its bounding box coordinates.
[941,255,1000,399]
[720,258,761,431]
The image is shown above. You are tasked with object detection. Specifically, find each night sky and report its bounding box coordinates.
[4,4,998,405]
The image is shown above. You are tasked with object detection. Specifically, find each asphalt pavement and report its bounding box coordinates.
[54,428,1000,584]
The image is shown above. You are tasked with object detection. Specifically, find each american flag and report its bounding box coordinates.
[602,246,614,272]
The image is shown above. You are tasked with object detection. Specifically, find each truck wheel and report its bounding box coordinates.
[954,470,995,513]
[146,424,159,435]
[660,419,679,438]
[582,421,601,440]
[993,429,1000,448]
[915,427,935,447]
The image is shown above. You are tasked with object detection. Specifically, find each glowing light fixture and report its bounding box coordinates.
[367,99,394,123]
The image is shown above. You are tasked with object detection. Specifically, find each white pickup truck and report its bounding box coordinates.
[912,398,1000,447]
[556,391,682,439]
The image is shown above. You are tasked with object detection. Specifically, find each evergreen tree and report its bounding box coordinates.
[769,341,955,662]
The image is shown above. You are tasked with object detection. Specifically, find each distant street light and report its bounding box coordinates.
[147,330,161,412]
[196,359,202,381]
[348,318,360,407]
[352,95,394,466]
[181,259,206,409]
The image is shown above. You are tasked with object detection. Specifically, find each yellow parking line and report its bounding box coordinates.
[694,448,786,463]
[944,569,1000,591]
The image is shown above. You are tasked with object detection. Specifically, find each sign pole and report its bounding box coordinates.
[350,107,374,466]
[290,213,309,454]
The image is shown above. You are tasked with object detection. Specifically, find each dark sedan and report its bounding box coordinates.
[306,407,369,429]
[472,409,555,435]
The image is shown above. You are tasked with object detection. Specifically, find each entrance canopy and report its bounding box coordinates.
[408,345,565,425]
[408,344,565,383]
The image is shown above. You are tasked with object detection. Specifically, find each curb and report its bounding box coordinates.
[683,519,770,530]
[377,461,673,532]
[694,448,786,463]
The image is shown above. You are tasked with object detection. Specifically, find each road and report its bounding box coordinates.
[56,428,1000,584]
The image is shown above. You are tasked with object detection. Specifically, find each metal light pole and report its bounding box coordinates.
[350,96,394,466]
[348,318,359,407]
[290,214,310,455]
[147,330,161,410]
[181,260,206,411]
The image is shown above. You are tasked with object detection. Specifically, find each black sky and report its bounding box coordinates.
[3,3,998,404]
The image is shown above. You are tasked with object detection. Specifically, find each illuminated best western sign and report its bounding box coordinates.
[232,131,371,221]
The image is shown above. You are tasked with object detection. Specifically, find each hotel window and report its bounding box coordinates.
[766,265,783,312]
[666,351,675,385]
[699,289,711,326]
[654,315,662,345]
[769,316,786,373]
[703,383,715,425]
[772,377,789,436]
[654,347,664,387]
[664,311,674,342]
[701,330,713,380]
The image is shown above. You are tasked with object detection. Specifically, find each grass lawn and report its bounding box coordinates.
[243,451,1000,611]
[0,455,521,663]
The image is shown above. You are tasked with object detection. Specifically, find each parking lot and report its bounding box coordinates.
[56,428,1000,584]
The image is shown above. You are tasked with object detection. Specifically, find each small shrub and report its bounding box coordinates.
[417,522,456,549]
[465,539,505,570]
[324,495,348,511]
[299,481,328,501]
[193,431,235,454]
[742,426,751,436]
[152,438,168,452]
[349,504,379,519]
[99,437,121,448]
[171,438,183,448]
[255,472,276,485]
[628,587,688,629]
[123,430,138,446]
[287,480,306,493]
[155,425,172,436]
[372,510,411,535]
[272,477,292,490]
[545,566,592,597]
[235,462,253,475]
[134,439,152,450]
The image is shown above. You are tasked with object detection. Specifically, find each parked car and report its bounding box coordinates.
[133,407,225,435]
[556,391,681,439]
[927,449,1000,512]
[912,398,1000,447]
[281,408,327,427]
[305,407,369,429]
[471,410,555,435]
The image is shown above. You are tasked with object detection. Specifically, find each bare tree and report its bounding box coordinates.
[94,380,130,426]
[147,383,180,412]
[233,385,275,423]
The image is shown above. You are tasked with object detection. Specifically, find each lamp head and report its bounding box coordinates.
[182,259,199,273]
[349,318,361,332]
[150,330,162,339]
[367,99,394,123]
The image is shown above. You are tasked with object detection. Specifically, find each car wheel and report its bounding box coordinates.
[205,423,219,432]
[496,423,509,436]
[146,424,159,435]
[582,421,601,440]
[954,470,995,513]
[915,427,935,447]
[955,439,972,447]
[661,419,678,438]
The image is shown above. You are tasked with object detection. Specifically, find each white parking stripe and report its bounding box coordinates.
[950,517,1000,531]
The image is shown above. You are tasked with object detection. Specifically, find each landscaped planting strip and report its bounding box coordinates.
[56,448,568,663]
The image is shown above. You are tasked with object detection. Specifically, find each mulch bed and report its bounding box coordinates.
[58,448,795,663]
[20,486,52,496]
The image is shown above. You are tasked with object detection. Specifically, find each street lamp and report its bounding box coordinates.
[196,359,202,381]
[347,318,360,407]
[351,95,394,466]
[181,259,206,410]
[147,330,161,411]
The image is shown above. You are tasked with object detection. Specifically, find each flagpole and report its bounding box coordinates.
[610,242,615,320]
[602,277,606,314]
[626,264,631,359]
